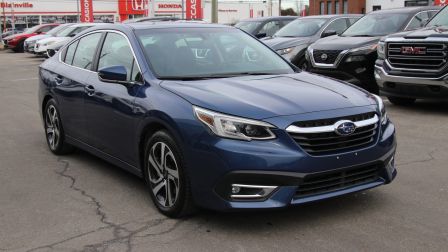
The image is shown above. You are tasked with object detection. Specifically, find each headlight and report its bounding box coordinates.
[194,106,276,141]
[349,44,378,54]
[276,47,295,55]
[44,41,56,46]
[377,41,386,59]
[372,94,388,125]
[276,44,307,60]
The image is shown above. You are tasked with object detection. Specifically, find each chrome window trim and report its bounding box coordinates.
[308,47,349,69]
[58,29,143,84]
[286,114,379,134]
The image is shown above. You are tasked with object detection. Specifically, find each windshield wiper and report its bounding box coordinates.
[350,34,375,37]
[159,72,279,81]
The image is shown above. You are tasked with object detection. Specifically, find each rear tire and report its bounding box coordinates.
[43,99,74,155]
[13,40,24,53]
[387,96,416,106]
[143,130,196,218]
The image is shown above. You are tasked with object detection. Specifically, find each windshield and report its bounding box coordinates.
[342,13,409,36]
[136,28,294,79]
[234,21,262,34]
[427,7,447,27]
[47,24,69,36]
[23,25,44,34]
[275,18,327,37]
[57,26,91,37]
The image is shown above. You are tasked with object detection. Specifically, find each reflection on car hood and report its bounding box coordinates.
[37,37,69,45]
[161,72,374,120]
[25,34,50,42]
[311,35,380,51]
[386,26,448,39]
[262,36,311,50]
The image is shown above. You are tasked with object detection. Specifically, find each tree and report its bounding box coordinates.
[281,8,297,16]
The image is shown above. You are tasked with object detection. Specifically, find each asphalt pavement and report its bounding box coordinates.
[0,51,447,252]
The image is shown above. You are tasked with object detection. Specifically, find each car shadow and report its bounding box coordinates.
[385,99,448,116]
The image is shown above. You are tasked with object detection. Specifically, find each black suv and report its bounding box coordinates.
[263,15,361,68]
[306,6,441,94]
[235,16,297,39]
[375,6,448,105]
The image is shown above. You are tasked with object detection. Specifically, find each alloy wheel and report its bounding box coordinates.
[147,142,180,208]
[45,105,60,150]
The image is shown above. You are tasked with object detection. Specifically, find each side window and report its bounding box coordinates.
[349,18,359,26]
[406,12,429,30]
[72,33,102,70]
[64,40,79,65]
[98,32,140,82]
[259,21,281,37]
[428,11,438,19]
[324,19,349,34]
[282,20,293,27]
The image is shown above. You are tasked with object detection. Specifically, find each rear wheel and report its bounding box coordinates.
[143,130,196,218]
[388,96,416,106]
[43,99,74,155]
[12,40,24,53]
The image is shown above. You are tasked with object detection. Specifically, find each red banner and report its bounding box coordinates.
[80,0,94,23]
[186,0,202,20]
[434,0,448,6]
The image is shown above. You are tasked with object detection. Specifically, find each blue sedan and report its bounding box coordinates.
[38,22,396,217]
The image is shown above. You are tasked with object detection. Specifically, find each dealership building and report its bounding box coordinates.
[0,0,279,30]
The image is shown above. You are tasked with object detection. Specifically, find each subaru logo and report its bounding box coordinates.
[334,120,356,136]
[321,53,328,61]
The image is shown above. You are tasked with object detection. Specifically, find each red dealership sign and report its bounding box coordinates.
[434,0,447,6]
[80,0,94,23]
[186,0,202,19]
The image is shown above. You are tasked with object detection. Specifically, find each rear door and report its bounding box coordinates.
[83,31,143,165]
[52,32,103,143]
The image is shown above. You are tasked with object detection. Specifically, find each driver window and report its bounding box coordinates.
[98,32,141,82]
[406,12,429,30]
[324,19,349,34]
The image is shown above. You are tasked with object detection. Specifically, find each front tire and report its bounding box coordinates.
[43,99,74,155]
[143,130,195,218]
[388,96,416,106]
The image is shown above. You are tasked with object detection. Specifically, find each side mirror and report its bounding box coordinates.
[98,66,128,83]
[68,33,76,37]
[36,31,42,34]
[321,30,337,38]
[255,33,267,39]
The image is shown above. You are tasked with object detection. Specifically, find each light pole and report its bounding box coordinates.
[211,0,218,23]
[77,0,80,22]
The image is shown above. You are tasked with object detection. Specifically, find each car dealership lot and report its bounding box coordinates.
[1,51,447,251]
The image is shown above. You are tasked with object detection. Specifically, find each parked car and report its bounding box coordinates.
[34,23,105,56]
[39,22,396,217]
[375,6,448,105]
[263,14,362,68]
[235,16,297,38]
[24,23,74,53]
[1,29,24,39]
[5,23,59,52]
[306,6,441,94]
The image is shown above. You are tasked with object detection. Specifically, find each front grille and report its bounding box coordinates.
[387,42,448,72]
[295,164,381,198]
[313,50,343,64]
[288,112,378,156]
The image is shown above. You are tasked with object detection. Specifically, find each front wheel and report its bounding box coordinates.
[43,99,74,155]
[388,96,416,106]
[143,130,196,218]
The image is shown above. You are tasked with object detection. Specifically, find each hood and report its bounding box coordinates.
[160,72,375,120]
[262,36,311,50]
[386,26,448,39]
[48,40,68,50]
[37,37,68,45]
[25,34,50,43]
[311,35,380,51]
[4,33,24,40]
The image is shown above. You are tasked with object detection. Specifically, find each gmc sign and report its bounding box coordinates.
[80,0,94,23]
[186,0,202,19]
[401,46,427,55]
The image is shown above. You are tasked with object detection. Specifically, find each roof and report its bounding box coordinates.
[367,6,441,15]
[299,14,363,19]
[125,22,230,30]
[238,16,298,22]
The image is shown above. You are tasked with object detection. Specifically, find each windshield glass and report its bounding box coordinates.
[234,21,262,34]
[275,18,327,37]
[57,26,78,37]
[47,25,69,36]
[342,13,409,36]
[136,28,294,79]
[24,25,44,34]
[427,7,448,27]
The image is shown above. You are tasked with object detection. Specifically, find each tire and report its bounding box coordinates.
[296,57,308,71]
[43,99,74,155]
[13,40,24,53]
[143,130,196,218]
[388,96,416,106]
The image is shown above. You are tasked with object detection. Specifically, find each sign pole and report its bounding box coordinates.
[77,0,80,22]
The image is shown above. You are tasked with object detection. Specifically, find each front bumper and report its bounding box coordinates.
[375,65,448,99]
[185,108,396,211]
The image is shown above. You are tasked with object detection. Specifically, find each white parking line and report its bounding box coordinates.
[9,77,39,82]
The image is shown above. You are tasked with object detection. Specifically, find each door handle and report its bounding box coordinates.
[54,76,63,85]
[84,85,95,96]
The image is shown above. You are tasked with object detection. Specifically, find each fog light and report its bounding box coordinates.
[230,184,278,200]
[231,186,241,194]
